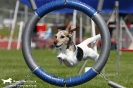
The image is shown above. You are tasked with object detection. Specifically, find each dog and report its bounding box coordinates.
[53,28,101,67]
[2,78,12,84]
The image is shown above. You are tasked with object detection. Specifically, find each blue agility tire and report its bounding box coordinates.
[22,0,110,87]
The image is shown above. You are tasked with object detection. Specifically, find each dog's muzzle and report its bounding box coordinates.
[53,41,62,48]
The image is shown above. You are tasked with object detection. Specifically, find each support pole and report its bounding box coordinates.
[91,19,97,52]
[119,17,123,51]
[72,10,77,44]
[79,13,83,43]
[108,81,126,88]
[115,1,120,75]
[97,0,104,13]
[3,80,25,88]
[106,8,116,25]
[7,0,19,50]
[29,0,37,11]
[17,21,24,50]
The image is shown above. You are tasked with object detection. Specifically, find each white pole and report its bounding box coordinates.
[79,13,83,42]
[72,10,77,44]
[7,0,19,50]
[91,19,97,52]
[17,21,23,50]
[119,17,123,53]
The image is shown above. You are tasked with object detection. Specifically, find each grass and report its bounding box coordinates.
[0,49,133,88]
[0,26,20,39]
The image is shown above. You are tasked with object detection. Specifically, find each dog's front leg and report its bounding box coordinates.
[57,53,66,65]
[57,58,62,65]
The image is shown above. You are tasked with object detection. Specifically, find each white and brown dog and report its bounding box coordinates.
[53,29,101,67]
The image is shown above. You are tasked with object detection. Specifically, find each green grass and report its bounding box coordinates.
[0,26,20,39]
[0,49,133,88]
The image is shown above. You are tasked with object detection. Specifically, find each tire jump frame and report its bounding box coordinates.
[22,0,110,87]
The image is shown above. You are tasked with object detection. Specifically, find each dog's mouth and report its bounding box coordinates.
[54,44,62,48]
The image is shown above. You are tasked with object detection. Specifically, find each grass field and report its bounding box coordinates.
[0,26,20,38]
[0,49,133,88]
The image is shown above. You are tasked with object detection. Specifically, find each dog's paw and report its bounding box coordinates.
[57,57,62,59]
[57,53,66,60]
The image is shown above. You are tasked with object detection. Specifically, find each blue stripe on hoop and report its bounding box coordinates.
[65,68,98,87]
[35,0,65,18]
[35,0,97,18]
[65,0,97,18]
[33,67,65,87]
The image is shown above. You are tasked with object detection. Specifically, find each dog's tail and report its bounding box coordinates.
[81,34,101,45]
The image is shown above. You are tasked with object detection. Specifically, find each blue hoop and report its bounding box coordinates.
[22,0,110,87]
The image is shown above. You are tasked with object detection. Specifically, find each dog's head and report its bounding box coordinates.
[53,28,76,48]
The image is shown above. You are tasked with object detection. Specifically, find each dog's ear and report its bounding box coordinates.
[69,28,76,34]
[68,28,76,37]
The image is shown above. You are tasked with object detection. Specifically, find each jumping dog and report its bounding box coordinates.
[53,29,101,67]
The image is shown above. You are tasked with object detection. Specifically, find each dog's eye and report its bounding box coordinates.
[60,36,65,38]
[55,35,57,38]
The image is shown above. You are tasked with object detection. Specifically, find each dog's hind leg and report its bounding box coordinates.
[81,34,101,45]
